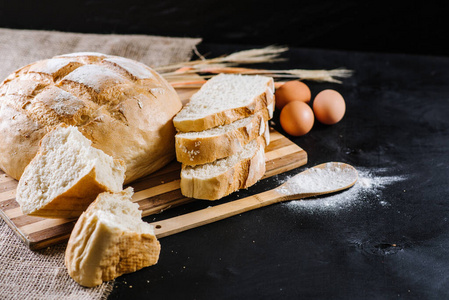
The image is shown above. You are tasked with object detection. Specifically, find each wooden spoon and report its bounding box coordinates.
[151,162,358,238]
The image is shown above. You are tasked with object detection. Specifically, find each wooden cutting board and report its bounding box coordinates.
[0,129,306,250]
[0,87,307,250]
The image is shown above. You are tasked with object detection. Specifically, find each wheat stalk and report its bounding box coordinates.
[155,45,288,72]
[165,67,353,86]
[222,45,288,64]
[157,45,353,86]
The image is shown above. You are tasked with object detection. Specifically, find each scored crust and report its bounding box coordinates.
[175,108,270,166]
[180,136,267,200]
[0,52,182,184]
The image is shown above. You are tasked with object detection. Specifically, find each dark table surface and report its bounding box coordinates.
[108,43,449,299]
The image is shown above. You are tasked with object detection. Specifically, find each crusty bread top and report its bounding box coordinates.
[0,52,181,183]
[173,74,274,132]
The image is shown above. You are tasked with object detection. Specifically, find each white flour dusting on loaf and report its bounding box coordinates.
[104,57,156,79]
[63,64,127,92]
[29,58,79,75]
[279,166,406,213]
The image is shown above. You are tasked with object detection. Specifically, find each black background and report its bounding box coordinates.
[1,0,449,57]
[2,1,449,299]
[110,44,449,299]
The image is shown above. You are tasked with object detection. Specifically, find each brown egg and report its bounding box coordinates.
[313,89,346,125]
[280,101,314,136]
[275,80,311,110]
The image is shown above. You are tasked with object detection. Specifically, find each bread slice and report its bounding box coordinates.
[173,74,274,132]
[175,108,271,165]
[16,124,126,218]
[180,136,267,200]
[65,187,160,287]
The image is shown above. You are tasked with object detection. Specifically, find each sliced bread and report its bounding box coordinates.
[173,74,274,132]
[175,108,271,165]
[180,136,267,200]
[16,124,126,218]
[65,187,160,287]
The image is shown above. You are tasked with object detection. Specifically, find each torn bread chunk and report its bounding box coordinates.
[16,124,126,218]
[180,136,267,200]
[173,74,274,132]
[65,187,160,287]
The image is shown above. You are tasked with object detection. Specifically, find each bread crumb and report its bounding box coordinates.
[180,145,200,160]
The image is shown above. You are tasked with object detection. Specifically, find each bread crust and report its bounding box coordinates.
[180,137,267,200]
[173,78,274,132]
[175,109,270,166]
[0,52,182,184]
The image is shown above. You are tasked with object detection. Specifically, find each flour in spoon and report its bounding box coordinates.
[278,165,406,213]
[276,162,357,195]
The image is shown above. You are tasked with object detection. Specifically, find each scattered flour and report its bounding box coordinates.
[279,166,406,213]
[277,162,358,194]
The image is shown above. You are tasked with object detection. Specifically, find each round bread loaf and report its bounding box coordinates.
[0,52,182,184]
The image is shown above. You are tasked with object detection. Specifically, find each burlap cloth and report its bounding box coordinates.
[0,27,201,300]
